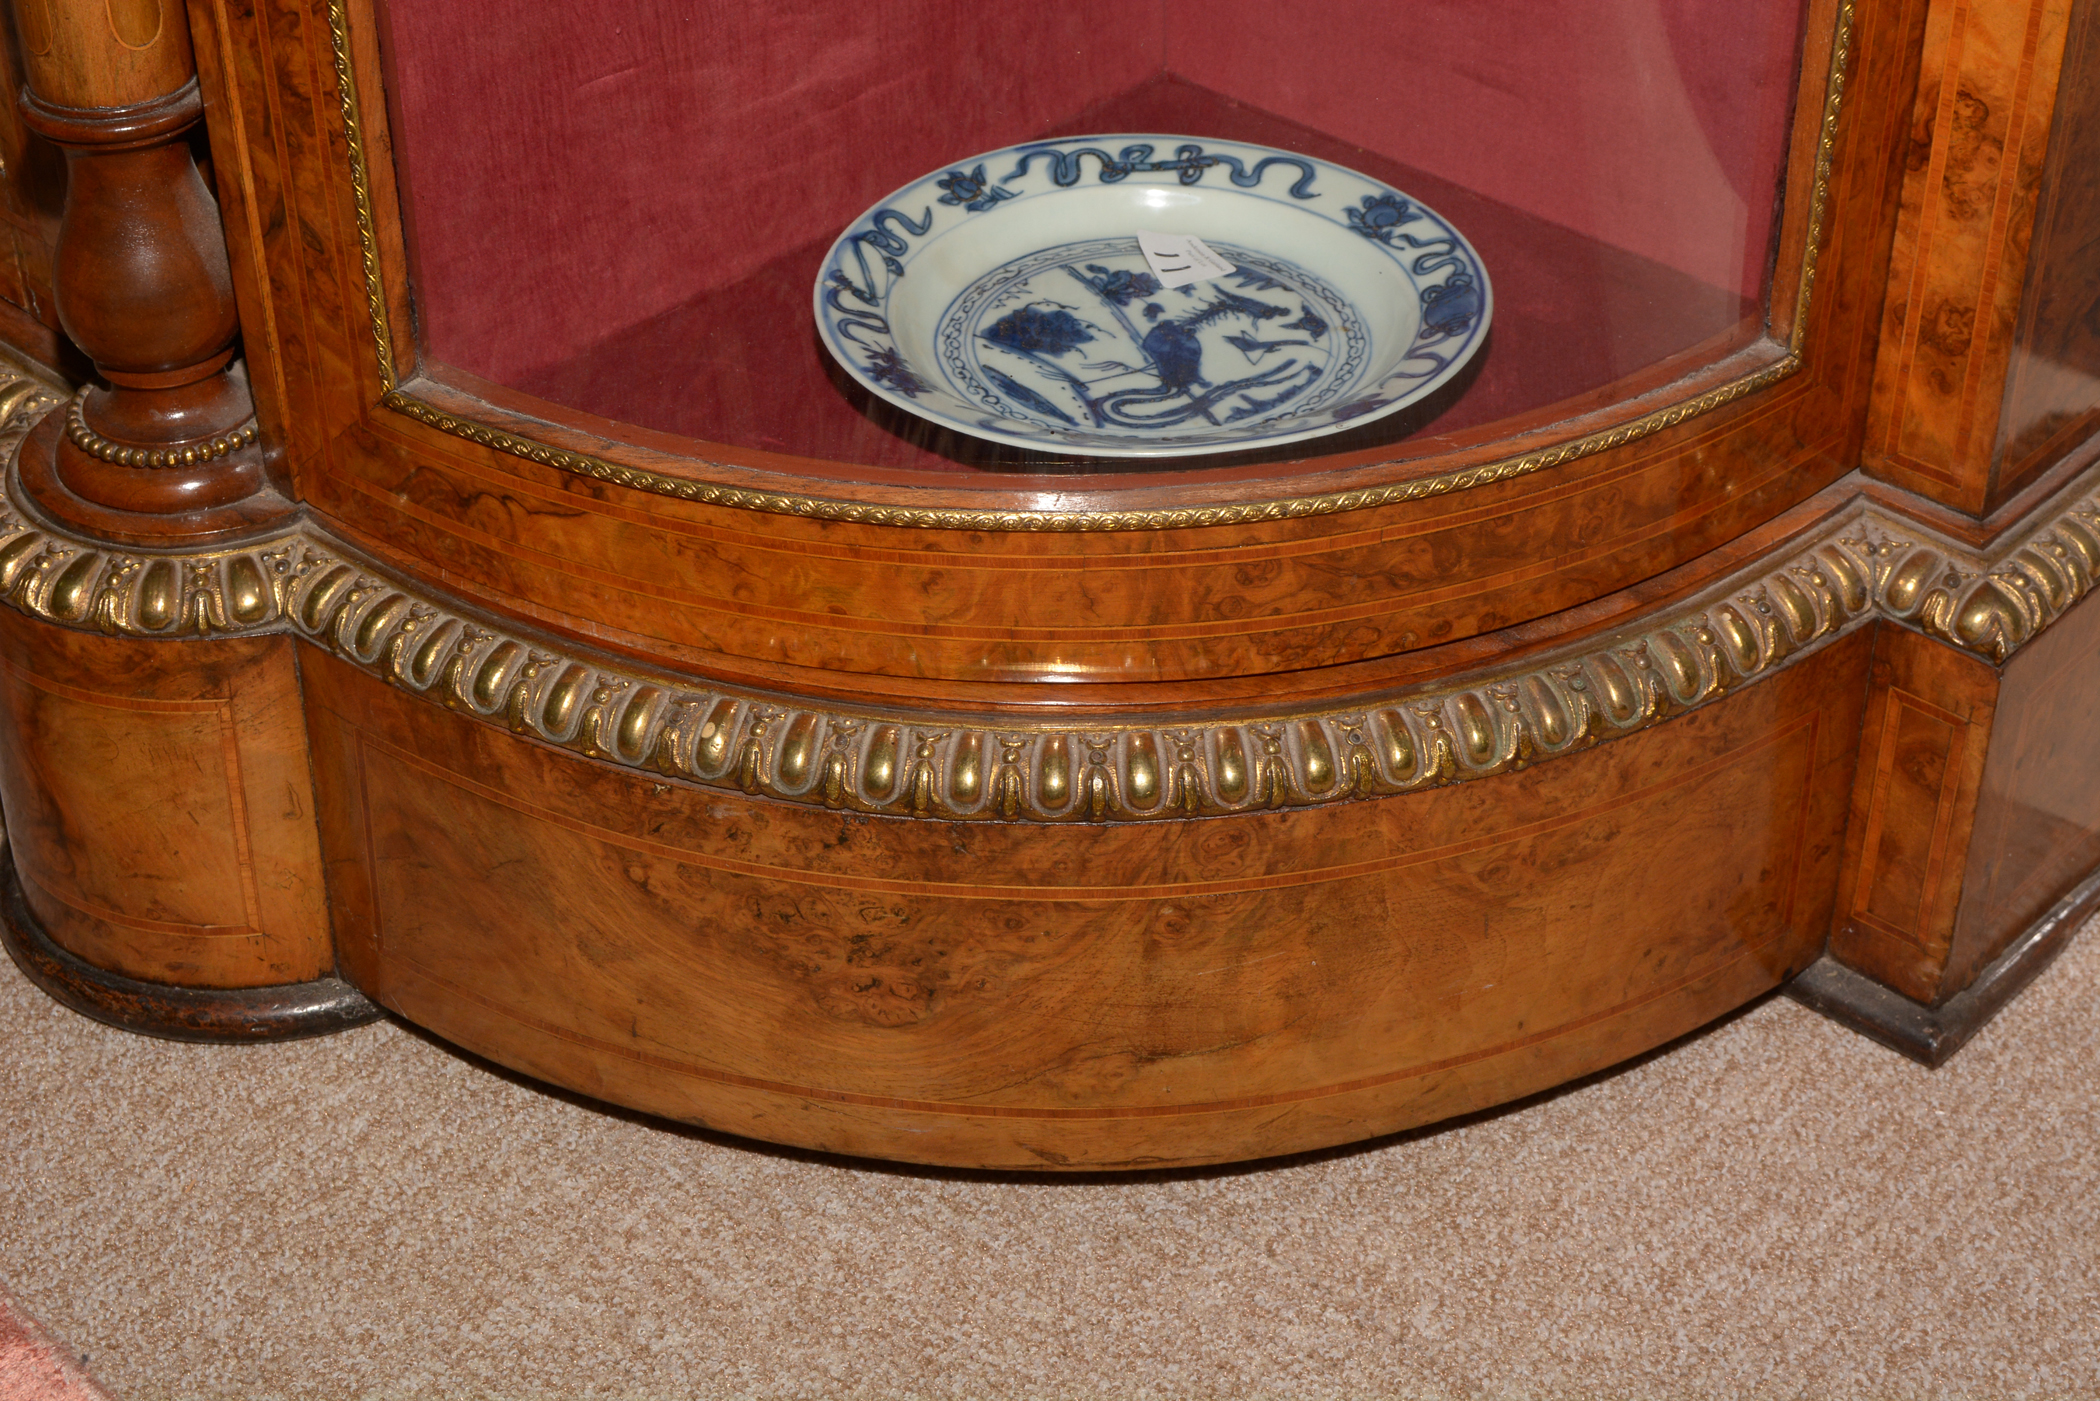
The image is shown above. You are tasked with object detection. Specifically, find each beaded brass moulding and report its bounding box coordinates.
[63,389,259,469]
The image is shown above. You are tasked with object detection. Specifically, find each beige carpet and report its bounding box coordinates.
[1,919,2095,1401]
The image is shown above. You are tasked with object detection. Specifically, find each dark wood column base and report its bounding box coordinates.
[1788,866,2100,1066]
[0,851,381,1044]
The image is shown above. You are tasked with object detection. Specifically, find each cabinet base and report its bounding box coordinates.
[1787,866,2100,1066]
[0,853,381,1043]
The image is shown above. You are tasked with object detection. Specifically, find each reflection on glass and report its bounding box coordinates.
[381,0,1808,477]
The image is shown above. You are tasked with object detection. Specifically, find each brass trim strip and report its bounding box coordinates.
[9,374,2096,827]
[329,8,396,392]
[325,0,1854,532]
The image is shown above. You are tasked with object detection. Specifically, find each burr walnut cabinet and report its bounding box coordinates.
[0,0,2097,1168]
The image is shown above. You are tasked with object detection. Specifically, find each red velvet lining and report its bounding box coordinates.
[382,0,1160,388]
[1174,0,1805,302]
[380,1,1799,473]
[513,76,1757,474]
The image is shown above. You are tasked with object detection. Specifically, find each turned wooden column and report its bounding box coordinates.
[10,0,283,542]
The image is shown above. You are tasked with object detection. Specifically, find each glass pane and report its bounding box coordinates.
[380,0,1808,478]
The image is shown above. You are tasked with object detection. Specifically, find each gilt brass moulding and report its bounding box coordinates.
[6,369,2097,828]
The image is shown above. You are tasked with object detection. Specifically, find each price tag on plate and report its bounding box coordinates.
[1137,231,1236,288]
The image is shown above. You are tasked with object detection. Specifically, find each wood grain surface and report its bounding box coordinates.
[1945,581,2100,990]
[0,607,330,986]
[1994,0,2100,502]
[0,861,380,1040]
[1863,0,2080,514]
[1829,566,2100,1008]
[304,631,1868,1169]
[1829,621,2000,1002]
[12,0,194,110]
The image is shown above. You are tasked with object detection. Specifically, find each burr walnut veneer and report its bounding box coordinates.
[0,0,2097,1168]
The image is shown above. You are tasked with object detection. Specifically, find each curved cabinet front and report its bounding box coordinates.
[8,0,2099,1170]
[196,0,1883,692]
[305,632,1867,1169]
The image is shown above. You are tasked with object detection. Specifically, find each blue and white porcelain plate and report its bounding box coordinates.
[815,135,1491,458]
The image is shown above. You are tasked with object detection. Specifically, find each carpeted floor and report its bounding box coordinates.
[1,917,2095,1401]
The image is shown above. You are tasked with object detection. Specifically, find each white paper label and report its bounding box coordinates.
[1137,231,1236,288]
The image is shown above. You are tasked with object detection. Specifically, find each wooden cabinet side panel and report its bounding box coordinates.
[1993,0,2100,504]
[1946,582,2100,989]
[0,610,331,986]
[1830,621,2000,1001]
[1865,0,2078,512]
[303,633,1868,1169]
